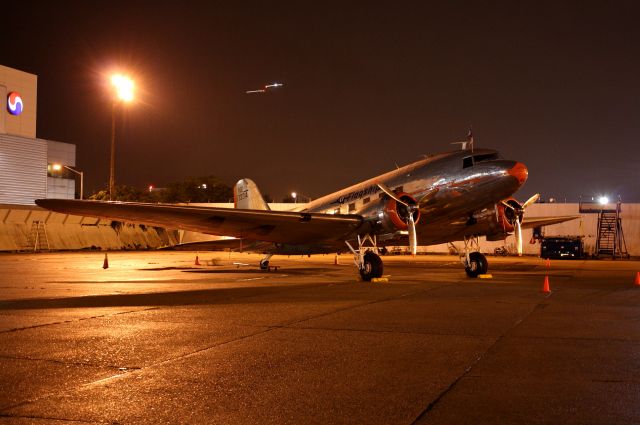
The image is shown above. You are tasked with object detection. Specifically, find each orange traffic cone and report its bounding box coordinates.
[102,253,109,269]
[545,258,550,268]
[541,275,551,293]
[634,272,640,286]
[194,254,201,266]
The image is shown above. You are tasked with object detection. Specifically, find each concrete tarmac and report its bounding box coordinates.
[0,251,639,424]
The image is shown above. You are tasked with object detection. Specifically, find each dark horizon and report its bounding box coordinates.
[2,1,639,201]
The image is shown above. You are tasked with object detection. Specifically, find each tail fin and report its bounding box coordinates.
[234,178,270,210]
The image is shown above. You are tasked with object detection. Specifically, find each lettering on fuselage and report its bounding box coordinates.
[334,185,380,204]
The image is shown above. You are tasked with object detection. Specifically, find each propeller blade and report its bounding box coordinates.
[515,219,523,256]
[407,212,417,256]
[501,200,516,211]
[377,183,409,207]
[417,187,439,209]
[522,193,540,209]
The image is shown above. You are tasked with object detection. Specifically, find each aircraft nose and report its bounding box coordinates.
[508,162,528,185]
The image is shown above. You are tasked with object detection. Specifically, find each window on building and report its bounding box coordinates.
[348,203,356,212]
[363,197,370,204]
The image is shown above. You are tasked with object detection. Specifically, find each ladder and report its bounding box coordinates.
[28,220,50,252]
[595,203,628,258]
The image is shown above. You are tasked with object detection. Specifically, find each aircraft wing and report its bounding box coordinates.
[521,215,581,229]
[35,199,364,244]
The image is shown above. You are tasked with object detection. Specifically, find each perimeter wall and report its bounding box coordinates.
[0,205,178,251]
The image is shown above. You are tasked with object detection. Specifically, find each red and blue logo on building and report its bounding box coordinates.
[7,92,24,116]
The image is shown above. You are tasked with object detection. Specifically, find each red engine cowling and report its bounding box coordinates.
[488,198,523,240]
[380,192,420,232]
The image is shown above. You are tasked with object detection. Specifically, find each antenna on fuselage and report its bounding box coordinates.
[451,128,474,152]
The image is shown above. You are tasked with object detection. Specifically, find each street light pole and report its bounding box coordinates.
[63,165,84,200]
[109,101,116,200]
[108,74,134,201]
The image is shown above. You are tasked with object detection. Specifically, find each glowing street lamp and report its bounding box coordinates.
[109,73,135,200]
[291,192,297,203]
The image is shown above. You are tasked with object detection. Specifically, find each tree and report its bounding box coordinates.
[88,176,232,203]
[89,185,151,202]
[160,176,232,203]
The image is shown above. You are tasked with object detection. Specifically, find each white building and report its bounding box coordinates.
[0,64,77,204]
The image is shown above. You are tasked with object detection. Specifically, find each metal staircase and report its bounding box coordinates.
[594,203,628,258]
[28,220,50,252]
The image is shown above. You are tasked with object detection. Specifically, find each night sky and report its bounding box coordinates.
[2,1,639,201]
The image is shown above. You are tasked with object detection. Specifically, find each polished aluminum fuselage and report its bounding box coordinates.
[299,148,523,248]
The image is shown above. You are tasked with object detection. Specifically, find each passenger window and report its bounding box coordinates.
[348,203,356,212]
[463,156,473,168]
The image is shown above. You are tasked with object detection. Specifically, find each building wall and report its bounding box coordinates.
[46,139,77,199]
[47,140,76,166]
[47,177,75,199]
[0,65,76,204]
[0,65,37,138]
[0,134,47,205]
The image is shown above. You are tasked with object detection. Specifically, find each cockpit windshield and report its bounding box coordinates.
[462,152,501,168]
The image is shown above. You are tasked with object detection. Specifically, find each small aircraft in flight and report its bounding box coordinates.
[36,142,576,280]
[245,82,283,94]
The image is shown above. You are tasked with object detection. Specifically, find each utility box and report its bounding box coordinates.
[540,237,584,260]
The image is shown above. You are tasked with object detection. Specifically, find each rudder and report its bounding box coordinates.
[234,178,270,210]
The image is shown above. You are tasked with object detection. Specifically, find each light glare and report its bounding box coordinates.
[598,196,609,205]
[111,74,135,102]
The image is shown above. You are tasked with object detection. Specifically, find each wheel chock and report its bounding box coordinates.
[478,274,493,279]
[371,277,389,283]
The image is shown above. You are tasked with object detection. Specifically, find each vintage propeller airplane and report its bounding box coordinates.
[36,142,577,280]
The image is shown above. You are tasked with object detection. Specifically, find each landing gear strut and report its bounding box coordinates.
[260,253,273,270]
[346,235,384,281]
[460,235,488,278]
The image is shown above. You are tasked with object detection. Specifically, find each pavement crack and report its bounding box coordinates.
[410,290,556,424]
[0,307,159,334]
[0,413,97,423]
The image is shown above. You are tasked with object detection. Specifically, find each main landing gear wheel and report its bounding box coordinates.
[359,251,383,281]
[465,252,488,278]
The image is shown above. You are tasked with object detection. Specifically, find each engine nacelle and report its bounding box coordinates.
[377,192,420,233]
[486,198,523,240]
